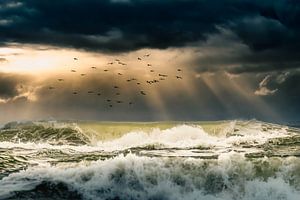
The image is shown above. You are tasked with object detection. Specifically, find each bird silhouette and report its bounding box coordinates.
[118,73,123,75]
[150,70,155,72]
[138,57,142,60]
[88,91,94,94]
[97,93,101,96]
[107,99,111,102]
[71,70,76,72]
[159,74,168,77]
[73,92,78,95]
[146,79,160,84]
[108,62,114,65]
[91,67,97,69]
[116,100,123,103]
[140,91,146,95]
[177,69,182,72]
[74,58,78,61]
[81,73,86,76]
[147,64,152,67]
[104,69,109,72]
[109,104,113,107]
[144,54,150,57]
[57,79,64,81]
[118,62,126,66]
[114,86,119,89]
[48,86,55,90]
[176,76,183,79]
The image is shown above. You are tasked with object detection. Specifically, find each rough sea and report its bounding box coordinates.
[0,120,300,200]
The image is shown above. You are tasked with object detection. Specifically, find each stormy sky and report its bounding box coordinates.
[0,0,300,124]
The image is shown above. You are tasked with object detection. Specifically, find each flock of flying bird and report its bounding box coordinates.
[48,54,183,108]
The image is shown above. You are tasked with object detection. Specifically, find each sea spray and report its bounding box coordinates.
[1,153,300,200]
[0,120,299,199]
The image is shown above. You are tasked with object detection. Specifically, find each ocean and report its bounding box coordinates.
[0,120,299,200]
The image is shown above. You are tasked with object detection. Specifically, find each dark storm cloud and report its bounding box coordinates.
[0,0,299,55]
[226,62,300,74]
[191,23,300,75]
[0,0,300,122]
[255,71,300,120]
[0,72,30,100]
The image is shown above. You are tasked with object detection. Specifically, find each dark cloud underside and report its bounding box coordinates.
[0,0,299,53]
[0,73,29,99]
[0,0,300,123]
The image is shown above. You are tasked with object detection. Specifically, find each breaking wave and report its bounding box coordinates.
[0,121,89,146]
[0,120,298,151]
[1,120,300,199]
[1,153,300,200]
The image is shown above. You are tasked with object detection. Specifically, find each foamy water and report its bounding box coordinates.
[0,120,299,199]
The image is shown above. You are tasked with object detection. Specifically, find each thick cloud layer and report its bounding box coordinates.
[0,0,300,123]
[1,0,299,75]
[0,0,299,53]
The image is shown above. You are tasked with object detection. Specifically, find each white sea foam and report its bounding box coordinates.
[0,153,299,200]
[1,121,299,199]
[0,122,294,153]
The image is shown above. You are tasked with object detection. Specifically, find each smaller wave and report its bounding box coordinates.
[0,120,297,152]
[95,125,228,151]
[0,155,28,180]
[95,122,296,151]
[0,122,90,146]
